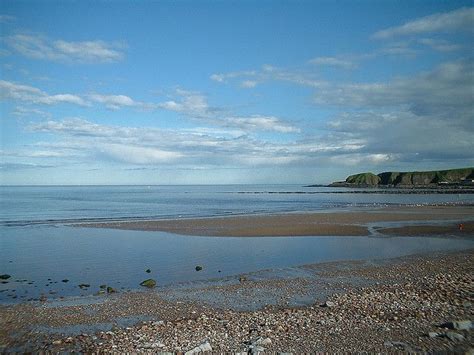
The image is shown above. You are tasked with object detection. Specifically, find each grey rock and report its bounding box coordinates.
[185,340,212,354]
[440,320,472,330]
[446,332,465,342]
[322,300,335,307]
[249,345,265,354]
[428,332,439,338]
[256,337,271,346]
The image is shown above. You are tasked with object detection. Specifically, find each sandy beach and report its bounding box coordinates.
[80,205,474,237]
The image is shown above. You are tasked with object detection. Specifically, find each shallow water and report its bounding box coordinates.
[1,225,473,303]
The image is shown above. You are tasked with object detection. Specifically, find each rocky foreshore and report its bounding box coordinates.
[1,250,473,353]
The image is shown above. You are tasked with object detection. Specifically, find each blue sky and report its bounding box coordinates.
[1,1,473,185]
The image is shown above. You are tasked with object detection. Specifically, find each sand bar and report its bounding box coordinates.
[79,205,474,237]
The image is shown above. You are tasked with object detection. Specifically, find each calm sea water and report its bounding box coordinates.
[1,185,473,225]
[0,185,473,303]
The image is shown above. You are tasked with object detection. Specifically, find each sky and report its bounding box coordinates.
[0,0,473,185]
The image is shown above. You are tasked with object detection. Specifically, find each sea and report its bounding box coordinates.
[1,185,473,303]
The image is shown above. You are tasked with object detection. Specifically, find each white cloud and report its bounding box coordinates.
[230,115,300,133]
[158,90,211,117]
[373,7,474,39]
[313,60,474,117]
[210,70,257,83]
[100,144,183,164]
[417,38,462,52]
[88,94,140,110]
[210,65,326,89]
[0,80,88,106]
[309,57,355,69]
[12,106,51,118]
[5,34,125,63]
[240,80,258,88]
[0,15,16,23]
[26,118,305,167]
[157,89,299,133]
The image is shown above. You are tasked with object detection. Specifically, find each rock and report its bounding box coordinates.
[140,279,156,288]
[195,266,203,271]
[39,295,47,302]
[185,340,212,354]
[106,286,116,294]
[52,340,62,345]
[383,341,411,350]
[255,337,272,346]
[446,332,465,342]
[248,345,265,353]
[146,269,151,273]
[144,342,165,349]
[428,332,439,338]
[321,301,335,308]
[439,320,472,330]
[0,274,11,280]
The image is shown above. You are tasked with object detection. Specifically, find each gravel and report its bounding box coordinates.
[0,250,472,352]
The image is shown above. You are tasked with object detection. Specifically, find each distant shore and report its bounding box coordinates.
[79,205,474,237]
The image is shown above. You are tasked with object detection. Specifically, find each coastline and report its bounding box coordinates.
[1,249,472,352]
[78,205,474,237]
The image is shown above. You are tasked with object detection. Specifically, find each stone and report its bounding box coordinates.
[321,301,335,308]
[446,332,465,342]
[440,320,472,330]
[428,332,439,338]
[255,337,272,346]
[140,279,156,288]
[185,340,212,354]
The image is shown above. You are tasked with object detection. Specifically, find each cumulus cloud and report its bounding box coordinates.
[373,7,474,39]
[313,60,473,117]
[4,34,125,63]
[88,94,142,110]
[0,15,16,23]
[26,118,304,166]
[100,144,183,164]
[0,80,89,106]
[229,116,300,133]
[326,110,473,164]
[309,56,355,69]
[417,38,462,52]
[157,89,299,133]
[210,65,325,89]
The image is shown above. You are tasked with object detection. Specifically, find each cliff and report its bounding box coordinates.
[329,167,474,188]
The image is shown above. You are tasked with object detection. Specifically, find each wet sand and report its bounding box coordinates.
[80,205,474,237]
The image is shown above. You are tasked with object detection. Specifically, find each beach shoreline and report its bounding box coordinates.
[1,249,472,352]
[77,205,474,237]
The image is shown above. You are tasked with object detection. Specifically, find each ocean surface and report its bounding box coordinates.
[1,185,473,303]
[1,185,473,225]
